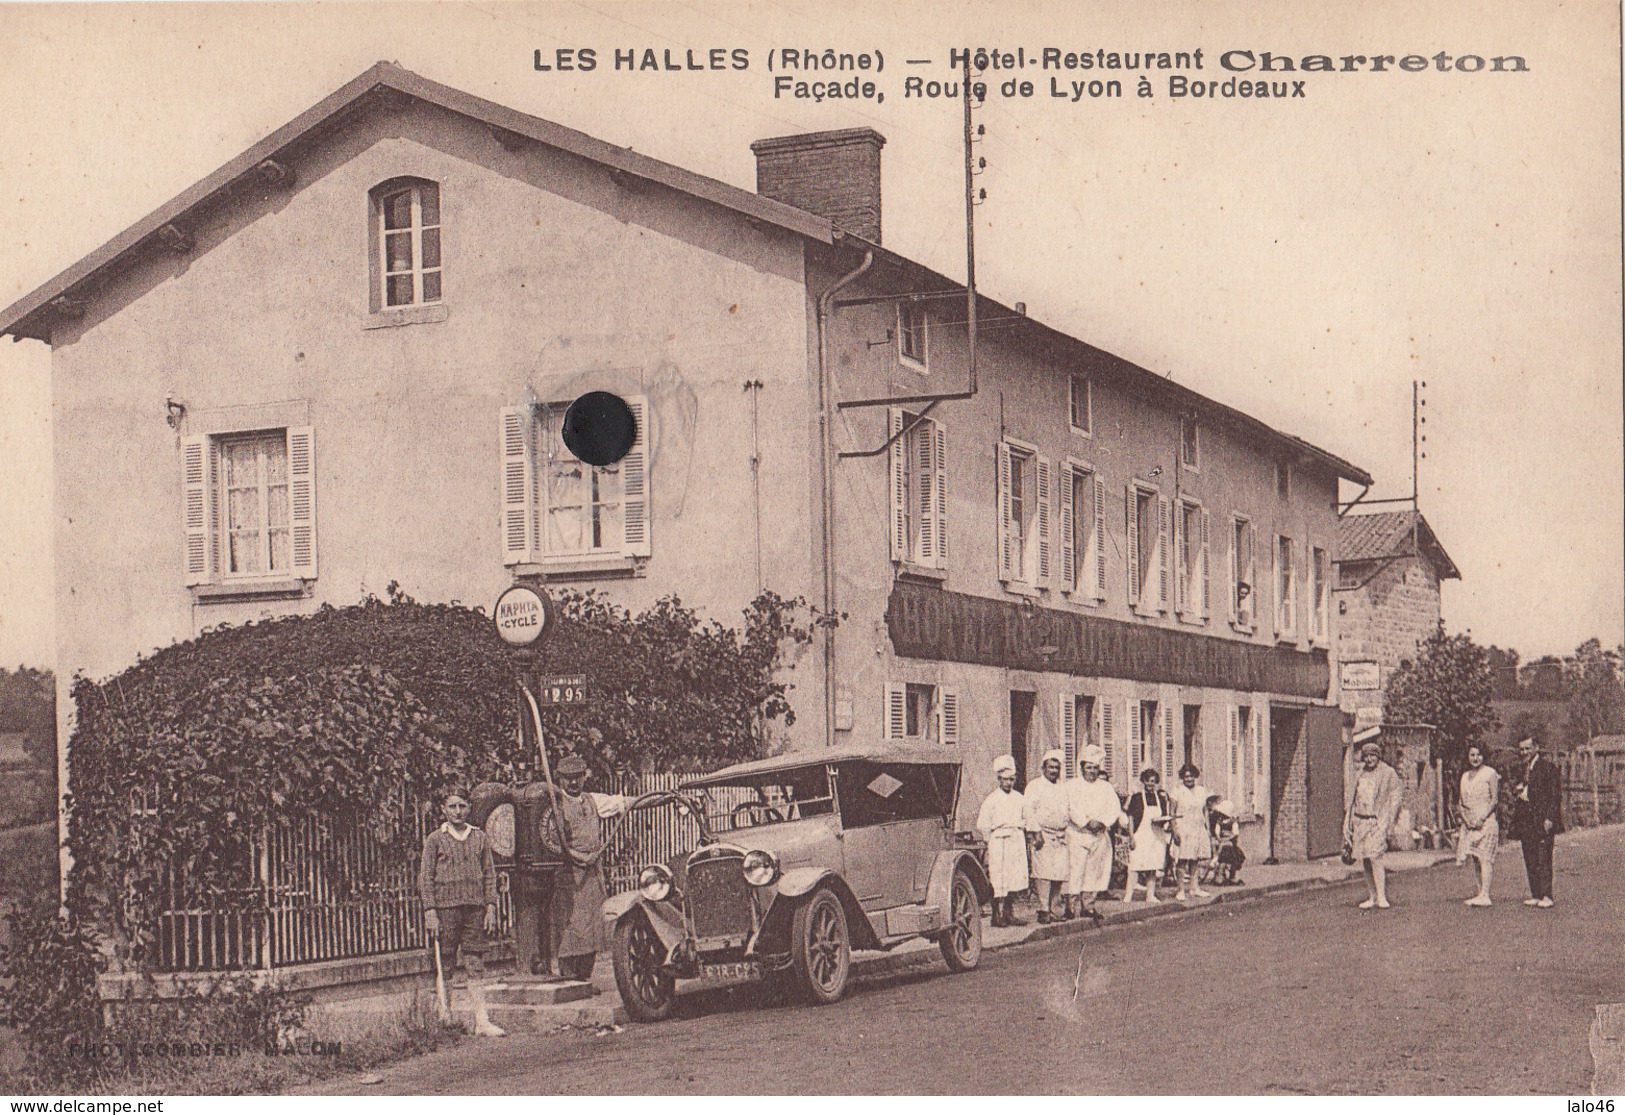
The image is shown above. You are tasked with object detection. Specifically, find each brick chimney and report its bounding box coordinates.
[750,128,886,243]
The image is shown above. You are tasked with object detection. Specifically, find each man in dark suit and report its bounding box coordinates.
[1511,735,1564,908]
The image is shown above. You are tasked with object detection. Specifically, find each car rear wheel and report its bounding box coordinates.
[938,866,984,972]
[791,887,851,1004]
[612,914,676,1022]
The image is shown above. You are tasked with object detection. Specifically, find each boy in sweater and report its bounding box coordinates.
[419,790,498,984]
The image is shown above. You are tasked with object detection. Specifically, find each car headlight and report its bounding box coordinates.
[638,864,674,902]
[741,849,780,887]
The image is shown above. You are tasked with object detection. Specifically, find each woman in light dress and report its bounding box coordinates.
[1343,735,1403,909]
[1168,763,1213,901]
[1124,767,1174,903]
[1456,743,1501,907]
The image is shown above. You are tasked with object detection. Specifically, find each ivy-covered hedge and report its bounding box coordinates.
[63,587,826,965]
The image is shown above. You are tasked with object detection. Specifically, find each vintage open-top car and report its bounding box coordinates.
[600,745,992,1020]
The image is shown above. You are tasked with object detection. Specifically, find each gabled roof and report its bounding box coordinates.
[1335,509,1460,579]
[0,62,832,342]
[0,63,1371,485]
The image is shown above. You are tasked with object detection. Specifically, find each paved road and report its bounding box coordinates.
[333,828,1623,1095]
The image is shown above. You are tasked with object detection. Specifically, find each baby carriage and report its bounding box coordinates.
[1200,797,1246,886]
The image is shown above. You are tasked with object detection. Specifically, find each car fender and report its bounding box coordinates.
[757,870,882,953]
[924,849,992,913]
[601,894,687,954]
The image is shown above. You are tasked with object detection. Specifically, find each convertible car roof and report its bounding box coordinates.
[682,744,960,787]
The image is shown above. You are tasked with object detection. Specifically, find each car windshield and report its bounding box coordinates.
[695,765,837,833]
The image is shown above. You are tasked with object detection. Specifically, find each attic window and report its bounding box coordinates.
[372,179,442,310]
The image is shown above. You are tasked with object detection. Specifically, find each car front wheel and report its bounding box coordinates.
[612,914,676,1022]
[938,866,983,972]
[791,887,851,1004]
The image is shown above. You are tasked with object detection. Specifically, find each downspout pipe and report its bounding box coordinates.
[816,247,874,750]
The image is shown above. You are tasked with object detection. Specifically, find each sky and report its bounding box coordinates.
[0,0,1620,670]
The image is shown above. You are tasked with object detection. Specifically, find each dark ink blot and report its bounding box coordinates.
[560,391,637,466]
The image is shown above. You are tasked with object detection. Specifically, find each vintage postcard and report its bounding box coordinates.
[0,1,1619,1100]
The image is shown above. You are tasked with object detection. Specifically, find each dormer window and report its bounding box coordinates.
[372,179,442,310]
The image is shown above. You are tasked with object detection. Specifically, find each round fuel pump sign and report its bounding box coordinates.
[493,584,553,649]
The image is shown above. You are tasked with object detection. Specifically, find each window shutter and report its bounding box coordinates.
[1099,700,1115,785]
[997,442,1014,581]
[1059,464,1075,592]
[938,688,960,746]
[1296,542,1307,642]
[1093,475,1108,602]
[1227,519,1238,625]
[916,417,936,563]
[1035,457,1053,583]
[885,684,906,740]
[1228,707,1240,803]
[287,426,318,578]
[1173,505,1186,617]
[1125,484,1140,607]
[1252,709,1265,810]
[1163,703,1177,781]
[889,409,907,562]
[181,435,211,585]
[1157,495,1171,613]
[500,407,535,564]
[1060,693,1077,778]
[1271,536,1282,639]
[621,395,651,557]
[1244,522,1256,629]
[1200,509,1211,619]
[933,423,948,567]
[1128,701,1142,775]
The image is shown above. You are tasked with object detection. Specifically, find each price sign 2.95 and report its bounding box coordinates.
[536,675,587,705]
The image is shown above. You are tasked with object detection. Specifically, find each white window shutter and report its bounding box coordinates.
[621,395,651,557]
[287,426,318,578]
[1093,475,1108,602]
[1125,484,1140,608]
[933,423,948,567]
[1099,700,1115,785]
[885,684,906,740]
[1200,509,1211,619]
[1035,457,1053,583]
[1296,542,1307,642]
[938,688,960,746]
[1173,505,1186,617]
[1271,536,1282,638]
[1059,464,1075,592]
[916,416,936,563]
[997,442,1014,582]
[1253,708,1266,809]
[500,406,535,564]
[1163,703,1177,781]
[1227,520,1238,625]
[1060,693,1076,779]
[1228,707,1241,805]
[888,409,907,562]
[1157,495,1171,613]
[1128,701,1142,775]
[181,435,211,585]
[1244,523,1257,629]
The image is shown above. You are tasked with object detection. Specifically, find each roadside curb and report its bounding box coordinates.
[847,851,1458,983]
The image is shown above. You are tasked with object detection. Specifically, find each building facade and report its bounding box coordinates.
[4,64,1370,867]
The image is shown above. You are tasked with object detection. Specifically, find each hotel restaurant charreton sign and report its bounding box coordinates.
[885,581,1330,699]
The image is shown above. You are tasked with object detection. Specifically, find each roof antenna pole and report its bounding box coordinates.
[963,52,979,395]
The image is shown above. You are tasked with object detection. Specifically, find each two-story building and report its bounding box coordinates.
[3,63,1369,867]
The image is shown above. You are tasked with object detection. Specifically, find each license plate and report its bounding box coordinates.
[700,961,762,981]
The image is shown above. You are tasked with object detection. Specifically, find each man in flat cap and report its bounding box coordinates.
[1023,749,1070,922]
[541,753,633,980]
[976,754,1029,927]
[419,788,498,985]
[1066,745,1127,920]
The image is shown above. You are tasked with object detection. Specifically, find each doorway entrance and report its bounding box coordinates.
[1269,706,1305,862]
[1009,690,1036,787]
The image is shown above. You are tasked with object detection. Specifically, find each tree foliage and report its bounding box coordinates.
[1385,623,1500,771]
[0,665,55,768]
[62,587,827,967]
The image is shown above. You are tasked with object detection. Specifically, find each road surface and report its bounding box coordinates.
[327,827,1622,1095]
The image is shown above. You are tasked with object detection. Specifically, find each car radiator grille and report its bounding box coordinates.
[686,856,753,939]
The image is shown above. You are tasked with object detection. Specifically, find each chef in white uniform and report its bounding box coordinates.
[976,754,1030,928]
[1065,744,1128,920]
[1023,749,1070,923]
